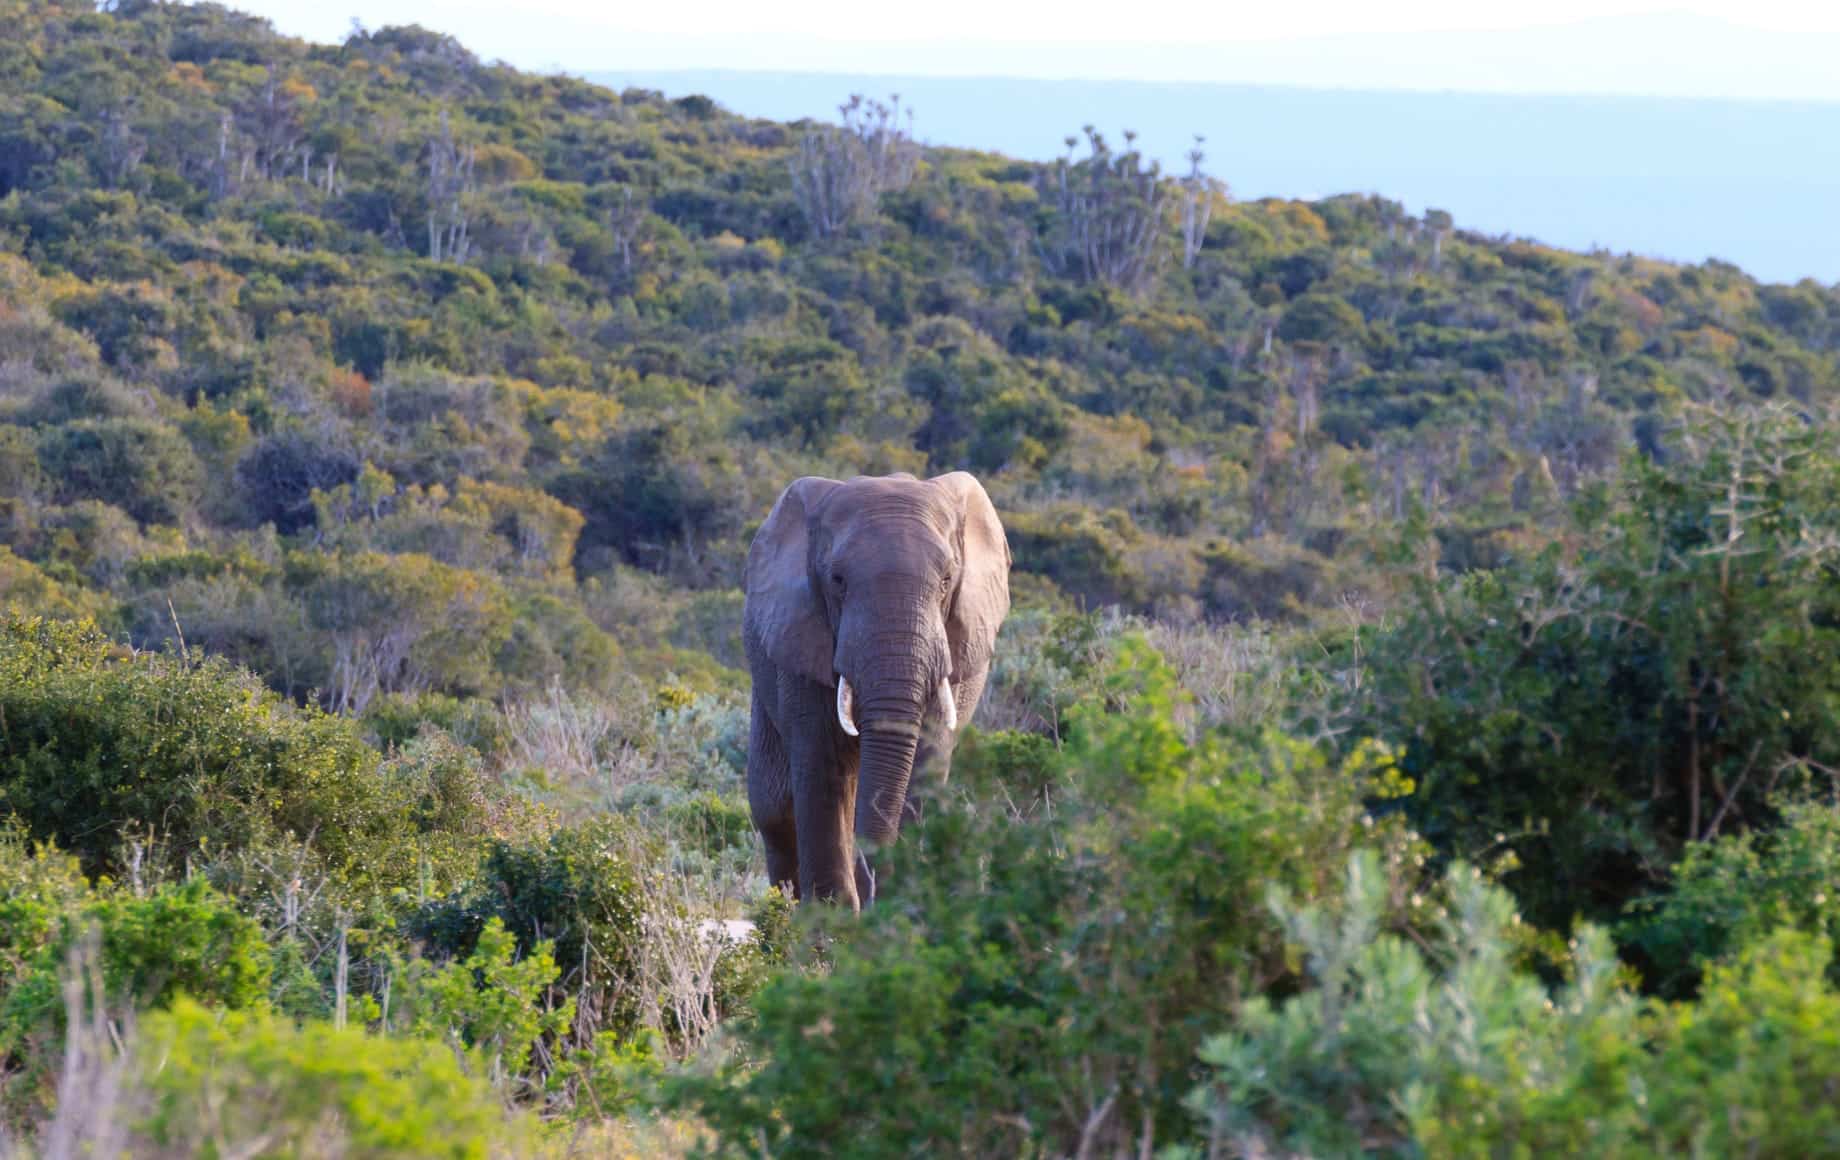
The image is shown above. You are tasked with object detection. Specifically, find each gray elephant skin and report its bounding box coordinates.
[741,471,1011,909]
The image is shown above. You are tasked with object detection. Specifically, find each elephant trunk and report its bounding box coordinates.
[856,721,921,844]
[837,592,949,845]
[847,626,941,844]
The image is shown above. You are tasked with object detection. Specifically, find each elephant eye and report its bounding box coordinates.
[831,572,845,589]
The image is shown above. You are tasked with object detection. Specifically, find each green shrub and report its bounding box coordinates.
[0,832,94,1095]
[0,545,111,624]
[85,877,272,1012]
[362,689,509,757]
[560,1027,668,1120]
[663,791,755,860]
[413,816,648,1046]
[28,498,170,586]
[0,616,486,897]
[1197,534,1333,622]
[1356,406,1840,932]
[1003,505,1146,610]
[233,426,361,535]
[1182,853,1643,1158]
[675,638,1427,1157]
[377,730,507,895]
[35,417,203,525]
[286,549,515,713]
[979,607,1116,738]
[706,886,796,1026]
[0,833,270,1123]
[494,584,621,695]
[946,727,1059,807]
[0,828,90,965]
[133,999,529,1158]
[1633,929,1840,1157]
[0,844,270,1023]
[1180,853,1840,1158]
[397,916,573,1093]
[1626,796,1840,995]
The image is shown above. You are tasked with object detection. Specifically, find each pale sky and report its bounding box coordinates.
[223,1,1840,99]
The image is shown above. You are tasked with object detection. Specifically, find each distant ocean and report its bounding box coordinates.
[589,71,1840,287]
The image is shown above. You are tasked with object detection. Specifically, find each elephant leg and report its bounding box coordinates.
[793,763,858,908]
[761,817,800,901]
[748,691,799,898]
[781,676,860,910]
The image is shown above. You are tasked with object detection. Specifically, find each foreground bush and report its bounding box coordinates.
[0,832,269,1122]
[675,640,1427,1156]
[1184,853,1641,1156]
[1181,851,1840,1158]
[132,1000,531,1158]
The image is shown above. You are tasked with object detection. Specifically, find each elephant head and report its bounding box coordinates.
[744,472,1010,845]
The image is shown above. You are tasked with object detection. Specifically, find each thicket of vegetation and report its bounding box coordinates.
[3,1,1840,1155]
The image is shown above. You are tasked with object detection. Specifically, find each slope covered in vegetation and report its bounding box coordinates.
[4,1,1840,1155]
[5,0,1839,677]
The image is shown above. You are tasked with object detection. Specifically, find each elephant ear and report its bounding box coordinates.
[745,476,840,687]
[934,472,1011,680]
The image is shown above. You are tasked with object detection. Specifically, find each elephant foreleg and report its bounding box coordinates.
[748,692,800,898]
[792,760,859,908]
[760,816,800,901]
[782,675,861,910]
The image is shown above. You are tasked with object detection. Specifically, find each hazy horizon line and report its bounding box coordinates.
[587,66,1840,110]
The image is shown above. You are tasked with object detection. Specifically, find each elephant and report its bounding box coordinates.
[742,471,1011,910]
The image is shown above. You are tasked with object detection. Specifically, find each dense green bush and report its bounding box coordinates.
[1356,406,1840,931]
[0,616,494,896]
[81,877,273,1013]
[288,549,516,712]
[1181,853,1840,1158]
[393,917,573,1094]
[676,641,1427,1156]
[132,999,530,1158]
[34,417,203,526]
[362,689,510,757]
[1631,930,1840,1157]
[0,545,112,623]
[663,791,756,860]
[413,817,649,1047]
[234,426,362,534]
[0,832,270,1122]
[1626,796,1840,994]
[1182,853,1638,1157]
[1004,506,1148,610]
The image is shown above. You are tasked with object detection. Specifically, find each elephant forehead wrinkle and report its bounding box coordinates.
[830,488,951,525]
[835,532,951,575]
[846,514,950,545]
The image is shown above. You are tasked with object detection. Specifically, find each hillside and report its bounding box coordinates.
[2,0,1838,702]
[6,2,1840,1156]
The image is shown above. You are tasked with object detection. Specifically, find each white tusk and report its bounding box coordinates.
[938,678,957,732]
[837,678,859,737]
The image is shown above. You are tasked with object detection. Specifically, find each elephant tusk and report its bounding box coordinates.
[837,678,859,737]
[939,678,957,732]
